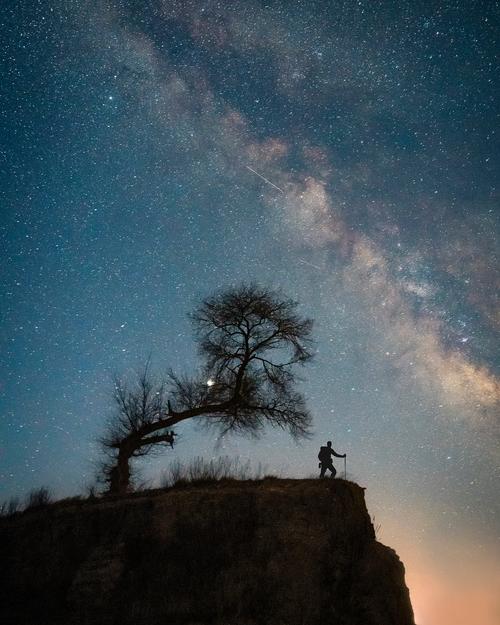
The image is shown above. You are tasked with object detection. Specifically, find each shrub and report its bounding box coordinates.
[25,487,52,510]
[371,515,382,539]
[0,497,21,517]
[85,484,98,499]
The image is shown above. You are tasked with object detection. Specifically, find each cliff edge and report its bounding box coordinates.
[1,478,414,625]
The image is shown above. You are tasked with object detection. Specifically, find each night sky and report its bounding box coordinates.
[1,1,499,623]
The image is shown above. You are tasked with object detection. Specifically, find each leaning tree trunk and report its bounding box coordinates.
[108,446,133,495]
[106,429,178,495]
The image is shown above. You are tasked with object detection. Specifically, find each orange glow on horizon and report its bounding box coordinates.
[383,523,500,625]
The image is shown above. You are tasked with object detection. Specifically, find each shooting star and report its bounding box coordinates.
[298,258,322,271]
[245,165,284,194]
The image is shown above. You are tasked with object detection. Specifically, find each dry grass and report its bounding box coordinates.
[0,496,21,517]
[160,456,270,488]
[25,487,53,510]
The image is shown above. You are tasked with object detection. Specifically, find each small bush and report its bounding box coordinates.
[371,515,382,539]
[0,497,21,517]
[134,478,154,492]
[85,484,98,499]
[25,487,52,510]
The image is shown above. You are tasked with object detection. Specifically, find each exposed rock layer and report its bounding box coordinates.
[1,479,414,625]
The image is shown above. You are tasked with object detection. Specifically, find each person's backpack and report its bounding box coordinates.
[318,446,330,462]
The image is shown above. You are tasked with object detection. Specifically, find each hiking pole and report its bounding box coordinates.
[344,455,347,480]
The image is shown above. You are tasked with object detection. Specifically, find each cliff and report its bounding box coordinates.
[1,478,414,625]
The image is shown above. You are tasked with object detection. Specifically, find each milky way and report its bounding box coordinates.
[1,2,499,623]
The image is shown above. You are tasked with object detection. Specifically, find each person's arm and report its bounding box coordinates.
[331,448,345,458]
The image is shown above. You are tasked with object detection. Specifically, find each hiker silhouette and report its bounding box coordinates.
[318,441,346,478]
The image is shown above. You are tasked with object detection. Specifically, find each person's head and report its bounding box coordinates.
[327,441,332,447]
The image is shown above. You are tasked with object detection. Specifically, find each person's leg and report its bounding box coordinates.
[326,463,336,478]
[320,463,326,478]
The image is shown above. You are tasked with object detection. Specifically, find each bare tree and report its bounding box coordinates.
[99,362,175,494]
[100,284,314,494]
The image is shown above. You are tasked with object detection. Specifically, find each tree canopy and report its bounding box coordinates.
[100,284,314,493]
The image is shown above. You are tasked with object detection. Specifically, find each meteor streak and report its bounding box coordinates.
[245,165,284,193]
[298,258,322,271]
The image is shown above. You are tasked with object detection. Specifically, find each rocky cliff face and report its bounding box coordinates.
[1,479,414,625]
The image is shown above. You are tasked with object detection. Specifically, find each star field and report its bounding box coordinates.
[1,2,499,623]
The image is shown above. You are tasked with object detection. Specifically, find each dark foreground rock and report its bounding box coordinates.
[1,478,414,625]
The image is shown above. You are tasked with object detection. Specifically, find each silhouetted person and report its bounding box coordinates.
[318,441,345,478]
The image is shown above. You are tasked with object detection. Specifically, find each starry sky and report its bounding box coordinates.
[1,1,499,623]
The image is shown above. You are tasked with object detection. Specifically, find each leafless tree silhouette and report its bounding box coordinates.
[100,284,314,494]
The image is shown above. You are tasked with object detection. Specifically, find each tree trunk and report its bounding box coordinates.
[108,447,132,495]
